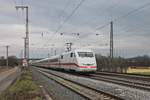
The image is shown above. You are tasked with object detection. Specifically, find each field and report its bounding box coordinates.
[127,67,150,75]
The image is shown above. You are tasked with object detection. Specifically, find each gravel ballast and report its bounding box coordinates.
[32,68,86,100]
[39,68,150,100]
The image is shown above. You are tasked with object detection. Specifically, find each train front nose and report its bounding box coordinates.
[77,58,97,72]
[76,51,97,72]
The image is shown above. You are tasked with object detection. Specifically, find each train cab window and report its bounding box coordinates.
[78,52,94,57]
[61,55,63,59]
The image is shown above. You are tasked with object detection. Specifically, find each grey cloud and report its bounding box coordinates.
[0,0,150,57]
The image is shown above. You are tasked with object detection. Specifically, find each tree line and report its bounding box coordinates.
[96,54,150,73]
[0,56,19,67]
[1,54,150,71]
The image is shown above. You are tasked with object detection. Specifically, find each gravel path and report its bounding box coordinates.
[0,67,10,73]
[0,67,20,94]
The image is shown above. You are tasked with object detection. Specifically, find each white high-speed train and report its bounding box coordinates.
[31,49,97,72]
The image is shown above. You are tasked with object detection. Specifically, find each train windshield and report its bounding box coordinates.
[78,52,94,57]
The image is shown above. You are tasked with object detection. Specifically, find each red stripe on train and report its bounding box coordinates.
[79,66,96,68]
[47,63,96,68]
[47,63,79,67]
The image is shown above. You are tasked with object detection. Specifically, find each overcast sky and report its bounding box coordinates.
[0,0,150,58]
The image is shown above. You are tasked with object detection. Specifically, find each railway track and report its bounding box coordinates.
[36,68,123,100]
[88,72,150,91]
[56,70,150,91]
[96,72,150,81]
[45,69,150,91]
[47,70,150,91]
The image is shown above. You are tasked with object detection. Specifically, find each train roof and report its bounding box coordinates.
[57,49,93,57]
[33,55,60,63]
[74,49,93,52]
[32,49,94,63]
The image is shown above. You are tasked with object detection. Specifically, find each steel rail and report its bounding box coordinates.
[36,68,123,100]
[96,72,150,81]
[88,73,150,91]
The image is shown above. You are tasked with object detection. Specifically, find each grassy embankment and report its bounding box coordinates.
[0,71,43,100]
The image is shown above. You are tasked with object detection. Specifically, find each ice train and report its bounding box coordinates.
[31,49,97,72]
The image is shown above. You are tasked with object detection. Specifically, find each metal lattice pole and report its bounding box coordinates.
[16,6,29,67]
[6,45,9,67]
[110,21,114,71]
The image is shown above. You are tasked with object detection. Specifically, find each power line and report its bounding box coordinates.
[114,2,150,22]
[28,1,150,53]
[58,0,71,20]
[50,0,85,50]
[60,2,120,47]
[73,2,150,52]
[62,3,118,46]
[42,0,85,49]
[52,1,118,49]
[96,23,110,30]
[84,2,119,29]
[82,1,150,43]
[54,0,85,34]
[96,1,150,30]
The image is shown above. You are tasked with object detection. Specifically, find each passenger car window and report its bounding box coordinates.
[50,58,58,62]
[61,55,63,59]
[70,53,73,57]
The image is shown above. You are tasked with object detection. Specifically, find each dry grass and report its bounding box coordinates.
[127,67,150,75]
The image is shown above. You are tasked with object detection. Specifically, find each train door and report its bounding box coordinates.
[70,52,76,70]
[58,56,61,69]
[60,55,63,69]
